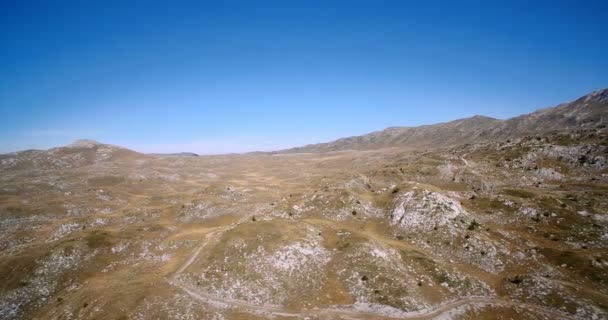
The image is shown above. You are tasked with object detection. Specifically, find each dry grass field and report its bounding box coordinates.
[1,126,607,319]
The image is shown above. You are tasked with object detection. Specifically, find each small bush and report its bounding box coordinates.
[467,220,480,231]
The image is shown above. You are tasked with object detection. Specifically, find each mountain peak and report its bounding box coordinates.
[583,87,608,103]
[469,115,499,121]
[69,139,103,148]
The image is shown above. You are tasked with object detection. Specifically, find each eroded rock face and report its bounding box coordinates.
[391,188,465,231]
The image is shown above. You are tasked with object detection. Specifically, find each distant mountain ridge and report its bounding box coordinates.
[2,88,606,159]
[277,88,608,153]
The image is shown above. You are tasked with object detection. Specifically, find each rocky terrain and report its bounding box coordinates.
[1,89,607,320]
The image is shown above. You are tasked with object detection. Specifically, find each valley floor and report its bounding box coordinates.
[1,129,607,320]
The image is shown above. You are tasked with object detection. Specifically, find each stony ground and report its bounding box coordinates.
[1,128,607,320]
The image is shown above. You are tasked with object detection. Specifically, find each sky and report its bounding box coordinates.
[1,0,607,154]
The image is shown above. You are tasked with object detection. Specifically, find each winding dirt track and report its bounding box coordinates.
[168,225,577,320]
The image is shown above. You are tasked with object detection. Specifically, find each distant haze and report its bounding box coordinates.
[1,1,607,154]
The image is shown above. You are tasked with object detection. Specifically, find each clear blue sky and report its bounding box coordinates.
[1,0,607,154]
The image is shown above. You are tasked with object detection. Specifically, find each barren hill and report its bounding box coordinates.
[0,139,147,171]
[279,88,608,153]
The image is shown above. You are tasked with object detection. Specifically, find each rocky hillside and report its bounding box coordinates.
[0,139,148,171]
[279,88,608,153]
[1,125,607,320]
